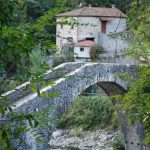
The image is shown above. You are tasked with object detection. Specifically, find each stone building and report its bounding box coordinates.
[56,5,129,62]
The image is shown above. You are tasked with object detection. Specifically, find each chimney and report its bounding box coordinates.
[89,4,92,8]
[112,4,116,8]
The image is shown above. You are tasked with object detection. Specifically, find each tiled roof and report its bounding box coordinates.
[74,40,94,47]
[56,7,126,18]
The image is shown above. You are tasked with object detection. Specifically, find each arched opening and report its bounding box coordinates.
[50,82,127,150]
[98,82,127,96]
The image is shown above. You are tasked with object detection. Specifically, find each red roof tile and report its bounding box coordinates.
[75,40,94,47]
[56,7,126,18]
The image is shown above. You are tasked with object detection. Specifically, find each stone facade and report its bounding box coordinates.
[96,32,129,53]
[56,17,78,50]
[106,18,126,33]
[56,17,126,50]
[77,17,101,41]
[2,62,149,150]
[94,32,137,64]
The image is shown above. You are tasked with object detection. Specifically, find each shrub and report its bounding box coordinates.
[30,47,50,74]
[70,128,83,137]
[112,135,125,150]
[53,56,65,67]
[90,44,104,61]
[57,95,120,130]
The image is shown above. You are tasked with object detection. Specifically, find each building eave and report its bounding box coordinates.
[56,15,126,18]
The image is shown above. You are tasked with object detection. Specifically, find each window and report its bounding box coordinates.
[67,37,73,42]
[101,21,107,33]
[86,38,94,41]
[60,24,63,29]
[80,48,84,51]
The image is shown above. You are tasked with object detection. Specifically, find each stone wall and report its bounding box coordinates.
[77,17,101,41]
[56,17,78,50]
[95,33,137,65]
[106,18,126,34]
[77,17,126,41]
[96,32,129,53]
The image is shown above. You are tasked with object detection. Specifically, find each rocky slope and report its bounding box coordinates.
[49,128,119,150]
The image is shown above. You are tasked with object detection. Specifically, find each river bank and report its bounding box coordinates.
[49,128,120,150]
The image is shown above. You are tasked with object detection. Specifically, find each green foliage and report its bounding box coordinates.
[30,47,51,74]
[112,135,125,150]
[0,0,66,148]
[52,57,65,67]
[0,0,149,148]
[82,0,131,13]
[0,124,14,150]
[127,0,150,64]
[121,66,150,142]
[0,0,17,28]
[26,0,56,20]
[121,0,150,143]
[0,26,34,67]
[58,95,120,130]
[31,6,71,55]
[63,46,74,62]
[70,128,83,137]
[0,25,34,93]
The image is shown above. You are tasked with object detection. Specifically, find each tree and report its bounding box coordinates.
[80,0,132,13]
[26,0,56,21]
[0,0,74,149]
[120,0,150,143]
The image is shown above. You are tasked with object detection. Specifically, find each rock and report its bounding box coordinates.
[49,128,119,150]
[52,129,64,139]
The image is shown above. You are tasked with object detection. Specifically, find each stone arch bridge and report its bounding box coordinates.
[1,62,149,150]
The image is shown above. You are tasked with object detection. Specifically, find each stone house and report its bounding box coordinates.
[56,5,129,62]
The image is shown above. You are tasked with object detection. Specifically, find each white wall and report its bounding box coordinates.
[77,17,101,41]
[74,46,91,58]
[56,17,78,50]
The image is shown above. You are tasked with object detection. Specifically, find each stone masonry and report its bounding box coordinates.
[1,62,150,150]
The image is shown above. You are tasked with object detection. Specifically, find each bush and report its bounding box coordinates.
[112,135,125,150]
[90,44,104,61]
[30,47,50,74]
[70,128,83,137]
[57,95,120,130]
[53,56,65,67]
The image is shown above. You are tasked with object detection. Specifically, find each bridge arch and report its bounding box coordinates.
[5,63,149,150]
[50,63,146,150]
